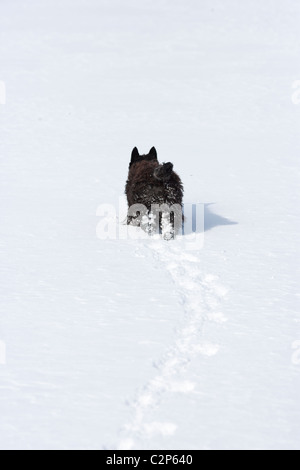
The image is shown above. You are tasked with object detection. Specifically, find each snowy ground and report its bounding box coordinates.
[0,0,300,450]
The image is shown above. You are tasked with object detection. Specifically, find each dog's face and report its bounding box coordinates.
[129,147,158,168]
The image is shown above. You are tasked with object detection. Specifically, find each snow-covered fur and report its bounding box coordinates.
[125,147,184,237]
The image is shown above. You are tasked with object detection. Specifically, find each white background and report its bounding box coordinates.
[0,0,299,450]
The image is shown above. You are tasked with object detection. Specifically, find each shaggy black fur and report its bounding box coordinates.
[125,147,184,235]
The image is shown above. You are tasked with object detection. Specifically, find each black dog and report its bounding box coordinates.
[125,147,184,238]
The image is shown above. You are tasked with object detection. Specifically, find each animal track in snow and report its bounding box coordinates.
[117,239,228,450]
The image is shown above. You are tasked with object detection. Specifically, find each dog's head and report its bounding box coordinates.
[129,147,158,169]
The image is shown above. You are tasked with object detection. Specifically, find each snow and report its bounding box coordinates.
[0,0,300,450]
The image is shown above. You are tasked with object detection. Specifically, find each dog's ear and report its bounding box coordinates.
[149,147,157,159]
[131,147,140,164]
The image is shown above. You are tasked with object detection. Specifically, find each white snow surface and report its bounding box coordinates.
[0,0,300,450]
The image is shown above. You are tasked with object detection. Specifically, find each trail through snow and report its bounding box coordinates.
[116,237,228,450]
